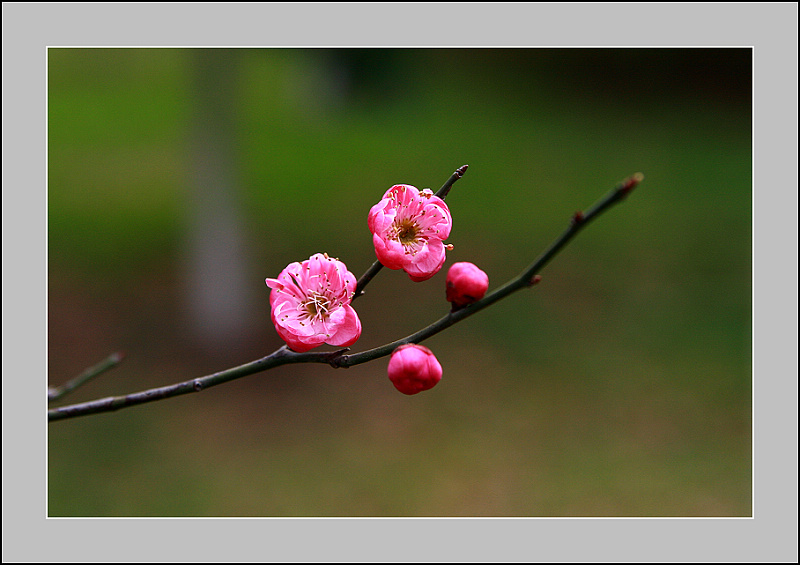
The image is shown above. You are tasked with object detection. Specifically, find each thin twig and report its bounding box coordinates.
[47,351,126,402]
[47,347,344,421]
[434,164,468,199]
[48,172,641,423]
[352,164,468,300]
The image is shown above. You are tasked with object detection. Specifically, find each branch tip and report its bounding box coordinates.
[48,350,128,402]
[619,172,644,196]
[435,164,469,199]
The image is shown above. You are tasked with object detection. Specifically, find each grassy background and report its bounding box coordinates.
[47,48,751,516]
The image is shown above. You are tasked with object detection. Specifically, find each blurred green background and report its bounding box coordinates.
[47,48,751,517]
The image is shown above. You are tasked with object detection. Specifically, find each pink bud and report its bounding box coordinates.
[387,344,443,395]
[446,262,489,307]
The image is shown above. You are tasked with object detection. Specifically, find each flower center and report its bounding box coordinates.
[302,292,331,320]
[395,219,420,245]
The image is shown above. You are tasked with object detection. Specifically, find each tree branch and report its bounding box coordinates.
[48,172,642,422]
[47,351,126,402]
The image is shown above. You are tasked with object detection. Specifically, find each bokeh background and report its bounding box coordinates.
[47,48,751,517]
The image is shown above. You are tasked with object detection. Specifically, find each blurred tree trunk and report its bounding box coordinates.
[183,49,255,353]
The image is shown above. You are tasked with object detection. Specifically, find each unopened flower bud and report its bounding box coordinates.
[387,344,443,395]
[446,262,489,307]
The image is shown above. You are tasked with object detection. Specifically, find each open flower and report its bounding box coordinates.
[265,253,361,352]
[387,344,443,395]
[368,184,453,282]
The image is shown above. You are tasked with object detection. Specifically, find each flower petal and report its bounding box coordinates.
[373,233,406,270]
[405,240,446,281]
[325,305,362,347]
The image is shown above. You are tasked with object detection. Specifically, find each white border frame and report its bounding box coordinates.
[4,2,797,562]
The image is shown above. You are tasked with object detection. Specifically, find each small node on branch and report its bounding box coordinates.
[619,172,644,196]
[572,211,585,226]
[528,274,542,287]
[326,347,351,368]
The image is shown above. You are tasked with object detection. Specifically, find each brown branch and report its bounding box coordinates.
[47,351,126,402]
[48,172,642,422]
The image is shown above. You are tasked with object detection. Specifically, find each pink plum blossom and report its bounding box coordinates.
[265,253,361,352]
[368,184,453,282]
[446,262,489,307]
[387,344,443,395]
